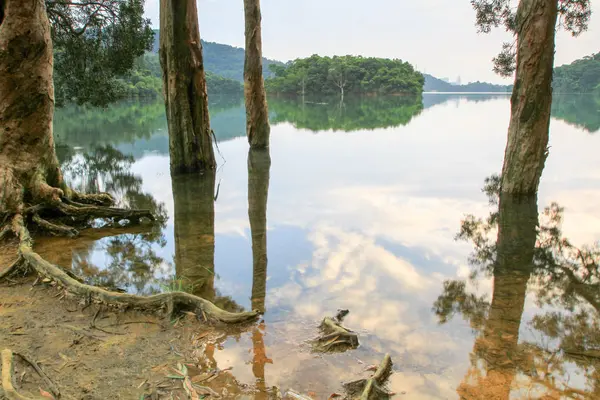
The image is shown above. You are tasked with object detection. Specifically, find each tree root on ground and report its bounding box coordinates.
[311,316,359,353]
[0,206,260,324]
[343,354,393,400]
[1,348,57,400]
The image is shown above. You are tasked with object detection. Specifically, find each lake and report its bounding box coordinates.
[39,93,600,399]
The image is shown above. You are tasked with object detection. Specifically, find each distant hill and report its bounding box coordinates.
[553,52,600,93]
[423,74,512,92]
[151,30,283,82]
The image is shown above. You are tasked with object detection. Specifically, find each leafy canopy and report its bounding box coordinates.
[266,54,424,96]
[471,0,592,76]
[47,0,154,106]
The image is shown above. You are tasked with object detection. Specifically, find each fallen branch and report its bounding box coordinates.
[12,352,60,399]
[343,354,393,400]
[312,316,359,353]
[1,349,47,400]
[12,215,259,324]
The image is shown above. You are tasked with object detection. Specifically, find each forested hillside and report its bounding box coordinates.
[423,74,512,92]
[150,30,282,81]
[552,53,600,93]
[265,55,424,96]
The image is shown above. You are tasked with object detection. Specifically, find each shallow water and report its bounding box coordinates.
[39,93,600,399]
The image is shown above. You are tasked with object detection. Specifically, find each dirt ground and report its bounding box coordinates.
[0,243,276,400]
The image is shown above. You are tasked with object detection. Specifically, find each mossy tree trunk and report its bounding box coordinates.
[159,0,215,174]
[248,149,271,313]
[172,172,216,300]
[501,0,558,194]
[457,194,538,399]
[0,0,67,216]
[243,0,270,149]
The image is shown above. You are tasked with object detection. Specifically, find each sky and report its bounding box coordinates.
[144,0,599,84]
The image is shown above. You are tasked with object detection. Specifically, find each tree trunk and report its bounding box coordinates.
[0,0,67,215]
[172,172,216,300]
[457,194,538,399]
[501,0,558,194]
[243,0,270,149]
[248,149,271,313]
[159,0,215,175]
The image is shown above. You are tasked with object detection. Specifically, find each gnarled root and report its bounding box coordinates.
[311,316,359,353]
[343,354,393,400]
[9,215,259,324]
[1,349,53,400]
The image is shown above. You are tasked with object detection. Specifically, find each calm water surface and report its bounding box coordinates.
[39,93,600,399]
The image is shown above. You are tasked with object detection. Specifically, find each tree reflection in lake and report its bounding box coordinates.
[248,149,272,399]
[434,176,600,398]
[171,171,244,313]
[36,144,169,294]
[268,94,424,132]
[551,94,600,134]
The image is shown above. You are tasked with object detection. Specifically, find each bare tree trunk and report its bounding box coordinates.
[0,0,72,215]
[457,194,538,399]
[248,149,271,313]
[160,0,215,174]
[501,0,558,194]
[243,0,270,149]
[172,172,216,300]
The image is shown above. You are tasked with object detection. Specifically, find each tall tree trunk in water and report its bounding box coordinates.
[457,194,538,399]
[243,0,270,149]
[248,149,271,313]
[160,0,215,174]
[501,0,558,194]
[0,0,66,215]
[172,172,216,300]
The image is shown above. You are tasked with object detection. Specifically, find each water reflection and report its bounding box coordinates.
[551,94,600,134]
[171,171,244,312]
[37,144,169,293]
[248,149,273,398]
[434,178,600,398]
[268,95,424,131]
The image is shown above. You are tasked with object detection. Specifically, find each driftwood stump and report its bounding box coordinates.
[343,354,394,400]
[311,311,359,353]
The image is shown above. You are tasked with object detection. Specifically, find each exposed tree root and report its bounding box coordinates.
[311,316,359,353]
[32,214,78,237]
[7,214,259,324]
[1,349,50,400]
[343,354,393,400]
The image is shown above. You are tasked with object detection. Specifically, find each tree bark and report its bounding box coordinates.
[159,0,215,174]
[243,0,270,149]
[0,0,66,215]
[248,149,271,313]
[457,194,538,399]
[501,0,558,194]
[172,172,216,300]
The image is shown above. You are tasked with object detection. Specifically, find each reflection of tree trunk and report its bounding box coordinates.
[251,322,273,400]
[243,0,270,149]
[248,149,271,313]
[458,194,538,400]
[172,171,216,300]
[159,0,215,174]
[500,0,558,194]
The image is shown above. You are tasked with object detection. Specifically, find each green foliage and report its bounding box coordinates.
[269,95,423,132]
[150,29,283,82]
[553,52,600,93]
[266,55,424,96]
[48,0,154,106]
[470,0,592,77]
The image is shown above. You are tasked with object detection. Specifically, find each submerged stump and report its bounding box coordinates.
[311,312,359,353]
